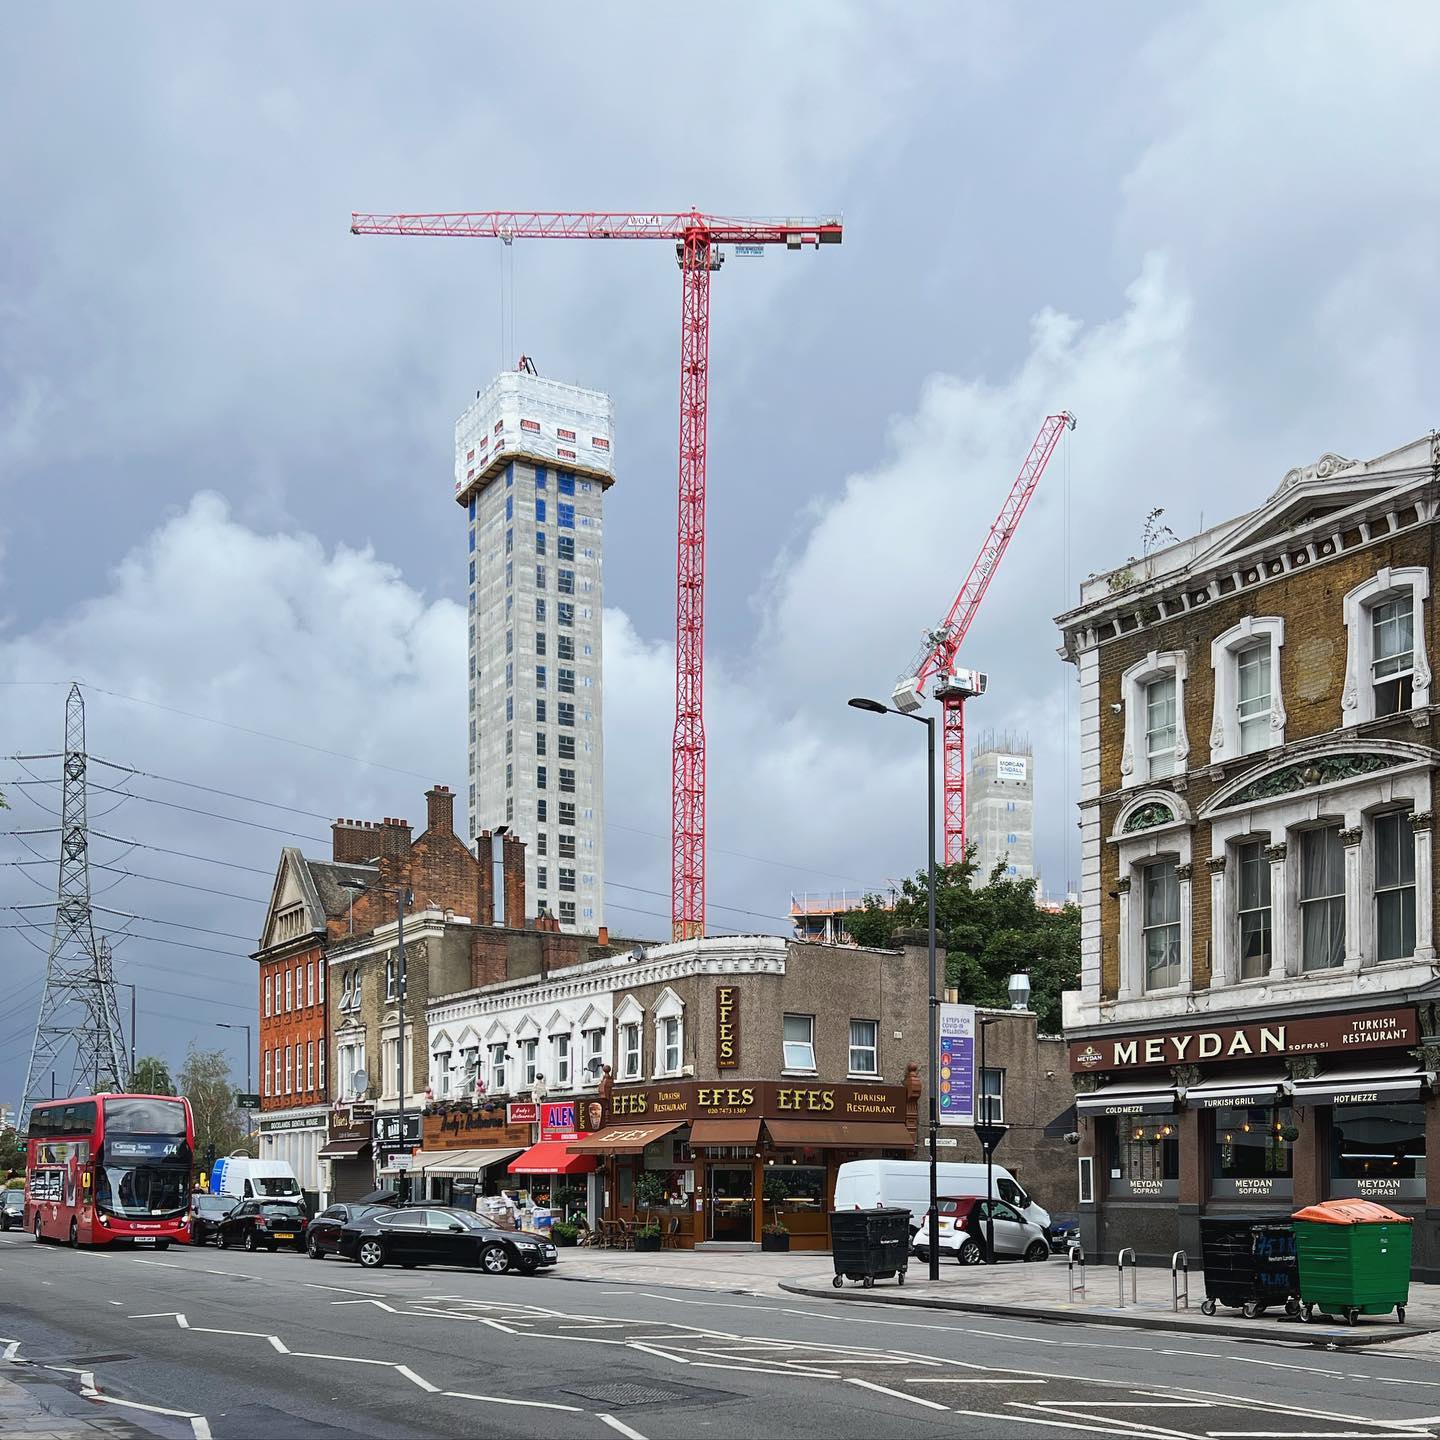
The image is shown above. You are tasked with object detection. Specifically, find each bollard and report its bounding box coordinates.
[1171,1251,1189,1312]
[1117,1246,1137,1307]
[1067,1241,1086,1302]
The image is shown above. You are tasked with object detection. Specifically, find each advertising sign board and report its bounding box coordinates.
[938,1004,976,1126]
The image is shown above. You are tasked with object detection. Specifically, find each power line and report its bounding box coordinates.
[4,858,265,906]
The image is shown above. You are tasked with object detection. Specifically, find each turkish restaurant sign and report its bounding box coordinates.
[1069,1007,1418,1073]
[715,986,740,1070]
[606,1080,907,1125]
[422,1109,533,1150]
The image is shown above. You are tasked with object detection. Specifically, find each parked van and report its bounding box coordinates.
[833,1159,1051,1232]
[209,1157,303,1208]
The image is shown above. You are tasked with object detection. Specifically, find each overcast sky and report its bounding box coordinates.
[4,3,1440,1104]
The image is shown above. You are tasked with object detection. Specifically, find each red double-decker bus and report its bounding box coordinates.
[26,1092,195,1248]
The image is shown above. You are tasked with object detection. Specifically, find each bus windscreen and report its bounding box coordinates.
[103,1097,188,1136]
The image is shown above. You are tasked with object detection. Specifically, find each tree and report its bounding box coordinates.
[0,1126,24,1181]
[132,1055,176,1096]
[843,851,1080,1033]
[179,1045,248,1162]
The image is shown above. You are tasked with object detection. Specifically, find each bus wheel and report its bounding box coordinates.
[34,1214,43,1243]
[155,1241,169,1252]
[69,1219,78,1248]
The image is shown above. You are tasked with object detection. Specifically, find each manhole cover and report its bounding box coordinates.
[561,1381,691,1408]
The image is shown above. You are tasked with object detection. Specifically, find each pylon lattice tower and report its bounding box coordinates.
[20,683,129,1123]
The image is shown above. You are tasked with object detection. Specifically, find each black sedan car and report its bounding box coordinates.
[1,1189,25,1231]
[337,1206,557,1274]
[306,1202,386,1259]
[186,1193,235,1246]
[217,1199,309,1252]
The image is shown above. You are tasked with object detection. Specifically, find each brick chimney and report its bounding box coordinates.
[476,828,527,928]
[376,818,413,861]
[424,785,455,837]
[332,818,379,864]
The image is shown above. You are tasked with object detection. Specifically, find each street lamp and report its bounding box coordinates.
[848,695,941,1282]
[114,981,138,1089]
[215,1022,253,1140]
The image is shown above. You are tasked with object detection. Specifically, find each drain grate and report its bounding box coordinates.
[561,1380,692,1408]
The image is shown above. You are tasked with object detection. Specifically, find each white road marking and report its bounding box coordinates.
[268,1336,290,1354]
[129,1311,188,1321]
[951,1410,1169,1437]
[304,1281,385,1297]
[108,1300,122,1305]
[598,1414,651,1440]
[331,1298,398,1312]
[846,1377,949,1411]
[191,1420,213,1440]
[129,1258,182,1268]
[908,1377,1047,1384]
[1059,1403,1215,1410]
[1206,1434,1434,1439]
[441,1388,584,1412]
[396,1365,439,1392]
[1013,1402,1208,1439]
[625,1341,689,1365]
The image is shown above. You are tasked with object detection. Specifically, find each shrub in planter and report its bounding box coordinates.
[761,1223,790,1253]
[633,1223,662,1253]
[551,1221,580,1248]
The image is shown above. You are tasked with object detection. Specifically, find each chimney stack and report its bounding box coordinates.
[425,785,455,837]
[376,818,413,861]
[332,818,379,864]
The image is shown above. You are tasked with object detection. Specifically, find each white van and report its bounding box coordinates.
[833,1159,1051,1232]
[209,1157,303,1207]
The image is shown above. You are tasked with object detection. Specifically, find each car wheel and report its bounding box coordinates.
[357,1239,385,1270]
[306,1235,322,1260]
[480,1243,511,1275]
[243,1231,258,1253]
[33,1214,44,1244]
[958,1240,982,1265]
[1024,1241,1049,1263]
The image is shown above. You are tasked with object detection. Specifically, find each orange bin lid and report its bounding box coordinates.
[1291,1198,1413,1225]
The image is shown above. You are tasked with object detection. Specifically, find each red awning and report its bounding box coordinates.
[508,1139,599,1175]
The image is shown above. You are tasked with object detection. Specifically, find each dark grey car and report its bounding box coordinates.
[0,1190,24,1232]
[337,1206,557,1274]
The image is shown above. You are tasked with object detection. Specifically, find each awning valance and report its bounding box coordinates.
[1183,1074,1287,1109]
[412,1146,523,1175]
[318,1138,372,1160]
[567,1121,685,1155]
[1289,1069,1426,1108]
[689,1117,761,1147]
[1075,1085,1179,1118]
[764,1119,915,1149]
[508,1139,599,1175]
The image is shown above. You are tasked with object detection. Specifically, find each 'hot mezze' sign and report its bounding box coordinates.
[1069,1007,1417,1072]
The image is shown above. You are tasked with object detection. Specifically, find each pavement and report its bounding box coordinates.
[10,1230,1440,1438]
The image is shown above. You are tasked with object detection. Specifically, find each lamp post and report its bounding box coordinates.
[848,695,940,1282]
[215,1022,253,1140]
[114,981,137,1088]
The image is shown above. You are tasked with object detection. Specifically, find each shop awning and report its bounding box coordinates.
[318,1138,372,1160]
[1075,1084,1179,1118]
[689,1117,761,1147]
[412,1147,523,1176]
[567,1121,685,1155]
[1182,1074,1287,1109]
[1289,1067,1427,1108]
[508,1139,599,1175]
[764,1119,915,1149]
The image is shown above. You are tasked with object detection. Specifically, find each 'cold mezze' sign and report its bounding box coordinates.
[1069,1007,1417,1072]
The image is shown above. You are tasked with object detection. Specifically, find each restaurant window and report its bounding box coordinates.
[520,1037,539,1088]
[1107,1117,1179,1198]
[1374,810,1416,962]
[782,1014,816,1072]
[848,1020,878,1076]
[1142,859,1181,989]
[979,1068,1004,1124]
[553,1033,571,1089]
[487,1042,507,1093]
[621,1022,641,1080]
[1236,840,1272,980]
[1211,1104,1294,1198]
[1331,1101,1425,1200]
[762,1164,827,1240]
[1300,825,1345,970]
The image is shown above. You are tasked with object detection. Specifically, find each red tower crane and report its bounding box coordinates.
[891,411,1075,868]
[351,210,843,939]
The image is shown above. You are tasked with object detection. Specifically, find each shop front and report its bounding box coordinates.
[569,1081,916,1250]
[319,1114,374,1203]
[409,1106,532,1209]
[1070,1005,1436,1273]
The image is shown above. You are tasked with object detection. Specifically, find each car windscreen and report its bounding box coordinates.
[255,1177,300,1197]
[194,1196,230,1214]
[2,1191,24,1209]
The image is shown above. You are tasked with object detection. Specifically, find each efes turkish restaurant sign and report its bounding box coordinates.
[1069,1007,1418,1072]
[715,986,740,1070]
[607,1081,906,1123]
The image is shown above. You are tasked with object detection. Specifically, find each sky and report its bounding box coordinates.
[3,2,1440,1104]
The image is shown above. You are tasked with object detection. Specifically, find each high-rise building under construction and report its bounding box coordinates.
[455,368,612,932]
[965,732,1035,885]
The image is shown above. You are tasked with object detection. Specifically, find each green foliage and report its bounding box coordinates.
[0,1126,24,1178]
[551,1221,580,1246]
[633,1172,668,1209]
[843,851,1080,1033]
[179,1046,249,1161]
[132,1056,176,1096]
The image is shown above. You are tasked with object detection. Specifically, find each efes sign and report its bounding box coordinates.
[1069,1008,1418,1072]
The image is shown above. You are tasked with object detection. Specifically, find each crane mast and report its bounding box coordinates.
[893,411,1075,867]
[353,209,842,939]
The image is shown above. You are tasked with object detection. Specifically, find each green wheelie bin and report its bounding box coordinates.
[1291,1198,1412,1326]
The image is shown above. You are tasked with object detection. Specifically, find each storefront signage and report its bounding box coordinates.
[606,1081,907,1124]
[423,1110,532,1150]
[260,1114,325,1133]
[938,1004,975,1126]
[1192,1091,1279,1109]
[506,1102,539,1125]
[327,1120,370,1145]
[540,1102,577,1138]
[715,986,740,1070]
[1069,1008,1418,1072]
[374,1113,422,1146]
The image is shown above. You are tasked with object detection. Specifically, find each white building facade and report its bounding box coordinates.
[457,370,612,933]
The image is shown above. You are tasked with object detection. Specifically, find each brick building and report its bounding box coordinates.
[1058,432,1440,1272]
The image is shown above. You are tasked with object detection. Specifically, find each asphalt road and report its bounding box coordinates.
[5,1230,1440,1440]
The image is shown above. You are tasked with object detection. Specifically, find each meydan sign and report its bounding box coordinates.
[1069,1006,1417,1071]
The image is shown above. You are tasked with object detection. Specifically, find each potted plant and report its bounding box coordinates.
[632,1172,669,1250]
[762,1219,790,1253]
[633,1221,662,1252]
[551,1220,580,1248]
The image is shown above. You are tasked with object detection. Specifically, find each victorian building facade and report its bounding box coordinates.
[1059,432,1440,1274]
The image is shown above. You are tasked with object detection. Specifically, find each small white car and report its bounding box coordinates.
[912,1195,1052,1265]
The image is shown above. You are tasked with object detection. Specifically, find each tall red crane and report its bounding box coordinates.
[892,412,1075,868]
[352,210,843,939]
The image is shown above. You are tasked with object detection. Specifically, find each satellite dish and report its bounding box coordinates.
[584,1056,604,1077]
[353,1070,370,1099]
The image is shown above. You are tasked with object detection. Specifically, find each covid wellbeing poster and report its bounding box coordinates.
[938,1003,976,1125]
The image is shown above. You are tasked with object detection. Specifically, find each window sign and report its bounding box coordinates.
[1210,1105,1294,1199]
[1331,1101,1425,1201]
[1107,1117,1179,1199]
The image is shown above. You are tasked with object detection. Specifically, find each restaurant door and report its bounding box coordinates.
[708,1165,754,1242]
